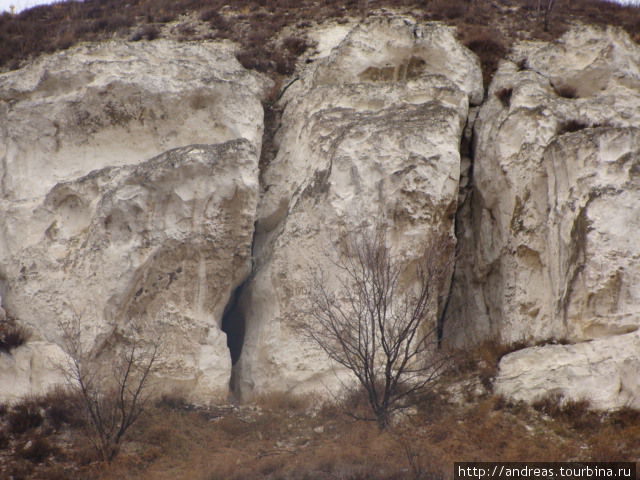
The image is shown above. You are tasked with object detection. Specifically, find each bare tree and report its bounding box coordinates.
[59,317,158,463]
[297,225,454,429]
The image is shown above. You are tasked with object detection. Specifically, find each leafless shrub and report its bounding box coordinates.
[553,84,579,99]
[7,399,43,435]
[59,317,159,463]
[0,319,31,354]
[557,119,589,135]
[495,87,513,107]
[296,224,455,429]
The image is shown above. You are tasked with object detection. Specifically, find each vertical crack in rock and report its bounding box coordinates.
[442,106,482,347]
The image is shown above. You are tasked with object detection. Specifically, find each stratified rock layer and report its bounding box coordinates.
[447,25,640,408]
[235,17,482,399]
[0,40,267,403]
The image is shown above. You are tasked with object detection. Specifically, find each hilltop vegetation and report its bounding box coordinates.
[1,0,639,84]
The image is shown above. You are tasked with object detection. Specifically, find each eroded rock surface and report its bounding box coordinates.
[0,40,267,403]
[0,40,268,202]
[234,17,482,399]
[1,21,638,411]
[1,141,259,402]
[447,25,640,408]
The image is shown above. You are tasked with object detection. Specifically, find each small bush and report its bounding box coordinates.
[495,87,513,107]
[130,24,160,41]
[608,406,640,428]
[554,84,578,99]
[0,321,30,353]
[461,27,508,88]
[156,392,190,410]
[237,47,273,72]
[18,436,58,463]
[8,400,43,435]
[533,393,599,431]
[557,119,589,135]
[41,388,82,429]
[282,36,311,56]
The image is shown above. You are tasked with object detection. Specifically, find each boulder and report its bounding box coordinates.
[496,331,640,410]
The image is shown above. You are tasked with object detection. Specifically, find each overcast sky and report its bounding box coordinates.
[1,0,639,14]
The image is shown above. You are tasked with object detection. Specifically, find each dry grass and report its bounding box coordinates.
[1,0,639,87]
[557,119,590,135]
[495,87,513,107]
[0,317,31,354]
[2,378,639,479]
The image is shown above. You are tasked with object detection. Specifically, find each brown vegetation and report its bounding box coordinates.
[495,87,513,107]
[59,317,159,464]
[2,380,638,479]
[1,0,639,87]
[0,317,30,354]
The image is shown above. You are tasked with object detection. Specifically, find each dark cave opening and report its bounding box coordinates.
[221,285,246,367]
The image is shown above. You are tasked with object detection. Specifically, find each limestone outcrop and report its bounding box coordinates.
[0,40,268,202]
[1,19,639,411]
[446,25,640,408]
[0,40,267,403]
[234,17,482,399]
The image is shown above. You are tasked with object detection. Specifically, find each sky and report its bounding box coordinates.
[1,0,639,13]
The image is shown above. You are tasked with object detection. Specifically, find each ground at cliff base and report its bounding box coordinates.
[1,362,638,480]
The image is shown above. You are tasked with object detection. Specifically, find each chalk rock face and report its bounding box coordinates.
[449,25,640,344]
[0,40,268,202]
[447,25,640,409]
[1,141,259,402]
[0,40,268,403]
[0,342,69,403]
[234,17,482,399]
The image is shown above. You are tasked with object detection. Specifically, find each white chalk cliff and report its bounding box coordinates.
[0,40,268,402]
[448,25,640,409]
[0,19,639,410]
[234,17,481,399]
